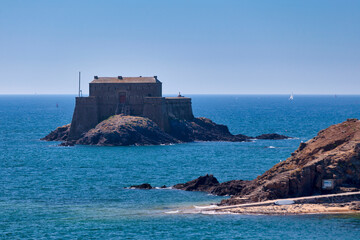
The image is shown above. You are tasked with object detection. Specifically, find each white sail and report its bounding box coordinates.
[289,93,294,100]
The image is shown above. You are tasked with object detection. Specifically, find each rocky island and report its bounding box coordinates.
[42,76,289,146]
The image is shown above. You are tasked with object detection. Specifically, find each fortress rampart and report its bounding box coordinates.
[165,97,194,120]
[68,76,194,139]
[69,97,99,140]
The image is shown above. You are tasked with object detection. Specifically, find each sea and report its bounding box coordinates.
[1,94,360,239]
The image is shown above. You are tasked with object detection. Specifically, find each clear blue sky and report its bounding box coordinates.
[1,0,359,94]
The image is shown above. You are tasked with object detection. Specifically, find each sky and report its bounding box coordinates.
[0,0,359,95]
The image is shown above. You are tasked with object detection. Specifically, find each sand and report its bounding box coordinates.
[204,192,360,215]
[211,202,360,215]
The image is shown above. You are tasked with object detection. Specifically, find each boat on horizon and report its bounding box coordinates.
[289,93,294,101]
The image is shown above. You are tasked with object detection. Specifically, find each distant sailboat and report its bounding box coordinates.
[289,93,294,101]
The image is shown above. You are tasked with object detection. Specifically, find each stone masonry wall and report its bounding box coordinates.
[165,98,194,120]
[143,97,170,132]
[68,97,98,140]
[89,82,162,121]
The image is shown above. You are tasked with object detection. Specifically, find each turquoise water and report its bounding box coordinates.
[1,95,360,239]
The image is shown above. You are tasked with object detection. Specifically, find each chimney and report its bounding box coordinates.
[94,76,98,79]
[118,76,123,80]
[154,76,158,80]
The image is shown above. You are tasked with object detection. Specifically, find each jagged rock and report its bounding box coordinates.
[41,124,70,141]
[172,119,360,205]
[75,115,179,146]
[169,117,251,142]
[220,119,360,205]
[173,174,220,192]
[210,180,250,196]
[255,133,290,140]
[173,175,250,196]
[130,183,153,189]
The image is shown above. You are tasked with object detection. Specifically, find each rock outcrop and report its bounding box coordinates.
[173,174,220,192]
[41,124,70,141]
[221,119,360,205]
[169,118,251,142]
[76,115,179,146]
[130,183,153,189]
[255,133,290,140]
[42,115,289,146]
[173,174,250,196]
[171,119,360,205]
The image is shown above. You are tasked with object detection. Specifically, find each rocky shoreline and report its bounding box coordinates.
[42,114,290,146]
[129,119,360,214]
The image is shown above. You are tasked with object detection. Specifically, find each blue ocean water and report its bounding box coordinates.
[1,94,360,239]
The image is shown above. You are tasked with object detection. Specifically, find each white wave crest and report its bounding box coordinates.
[193,205,217,209]
[165,210,180,214]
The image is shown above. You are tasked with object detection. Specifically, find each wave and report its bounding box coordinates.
[193,205,217,209]
[200,210,234,215]
[165,210,180,214]
[154,186,173,190]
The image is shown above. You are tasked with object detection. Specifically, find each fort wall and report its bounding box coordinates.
[165,97,194,120]
[68,97,98,140]
[68,76,194,139]
[143,97,170,132]
[89,82,162,121]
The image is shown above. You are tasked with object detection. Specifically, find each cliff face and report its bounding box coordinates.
[221,119,360,205]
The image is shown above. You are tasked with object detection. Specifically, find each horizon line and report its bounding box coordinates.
[0,93,359,96]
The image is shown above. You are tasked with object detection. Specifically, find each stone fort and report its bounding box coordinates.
[69,76,194,139]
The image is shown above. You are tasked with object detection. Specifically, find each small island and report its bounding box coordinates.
[42,76,289,146]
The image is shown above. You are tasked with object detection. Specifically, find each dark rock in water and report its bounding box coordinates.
[160,185,167,188]
[173,175,250,196]
[220,118,360,205]
[41,124,70,141]
[76,115,179,146]
[131,183,153,189]
[169,117,251,142]
[173,174,220,192]
[255,133,290,140]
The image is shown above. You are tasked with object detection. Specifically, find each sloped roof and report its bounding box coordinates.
[91,77,159,84]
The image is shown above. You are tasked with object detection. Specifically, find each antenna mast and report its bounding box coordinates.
[78,71,81,97]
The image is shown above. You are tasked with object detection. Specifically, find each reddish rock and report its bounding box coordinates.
[76,115,179,146]
[41,124,70,141]
[221,119,360,205]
